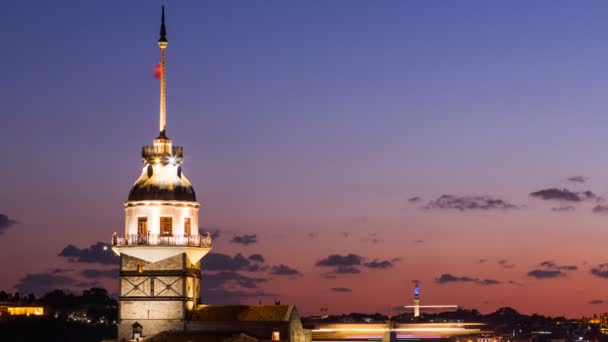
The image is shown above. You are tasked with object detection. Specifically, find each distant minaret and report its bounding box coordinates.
[111,7,212,340]
[413,280,420,318]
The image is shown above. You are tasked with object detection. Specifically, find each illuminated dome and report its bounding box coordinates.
[127,167,196,202]
[127,136,196,202]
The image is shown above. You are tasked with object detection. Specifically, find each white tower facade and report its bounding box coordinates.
[111,7,212,340]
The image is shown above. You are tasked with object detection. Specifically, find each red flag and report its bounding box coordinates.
[154,61,162,79]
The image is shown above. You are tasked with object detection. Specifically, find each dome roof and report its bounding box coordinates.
[128,182,196,202]
[127,164,196,202]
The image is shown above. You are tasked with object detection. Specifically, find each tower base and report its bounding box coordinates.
[118,319,182,341]
[116,252,202,341]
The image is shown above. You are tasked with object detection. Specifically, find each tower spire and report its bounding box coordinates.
[159,5,167,43]
[158,5,168,138]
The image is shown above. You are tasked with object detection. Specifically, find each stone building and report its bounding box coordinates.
[146,305,311,342]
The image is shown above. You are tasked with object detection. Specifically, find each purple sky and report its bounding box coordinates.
[3,1,608,317]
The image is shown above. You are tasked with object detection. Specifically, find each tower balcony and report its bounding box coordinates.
[142,145,183,159]
[111,232,212,263]
[112,233,211,248]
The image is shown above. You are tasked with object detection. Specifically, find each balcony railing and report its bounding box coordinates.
[112,233,212,248]
[142,146,183,159]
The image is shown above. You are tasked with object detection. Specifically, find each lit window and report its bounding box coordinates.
[272,331,280,341]
[137,264,144,273]
[160,217,172,236]
[184,218,191,236]
[137,217,148,237]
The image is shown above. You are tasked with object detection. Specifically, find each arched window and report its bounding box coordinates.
[184,218,191,236]
[132,322,143,339]
[160,217,172,236]
[137,217,148,243]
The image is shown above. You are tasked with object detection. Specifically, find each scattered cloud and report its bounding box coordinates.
[589,299,605,305]
[14,265,117,296]
[340,232,351,238]
[330,287,352,293]
[540,261,577,271]
[590,263,608,279]
[364,259,395,269]
[408,196,422,203]
[270,264,302,276]
[567,176,588,183]
[15,273,75,296]
[231,234,257,245]
[81,268,119,279]
[75,281,101,288]
[551,206,575,212]
[316,253,398,277]
[530,188,579,201]
[59,245,80,257]
[0,214,18,235]
[478,259,488,264]
[414,239,424,244]
[527,261,577,279]
[530,188,599,202]
[204,271,269,289]
[50,268,71,274]
[527,269,563,279]
[435,273,501,285]
[202,253,266,272]
[198,249,280,304]
[58,242,117,265]
[498,259,515,269]
[316,254,363,267]
[200,271,273,304]
[248,254,265,263]
[592,205,608,214]
[425,195,519,211]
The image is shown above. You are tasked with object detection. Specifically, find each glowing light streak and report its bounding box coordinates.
[313,328,481,332]
[342,335,443,340]
[403,305,459,308]
[345,335,382,339]
[398,335,440,339]
[313,323,484,329]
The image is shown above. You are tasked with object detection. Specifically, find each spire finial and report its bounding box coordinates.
[158,5,168,137]
[159,5,167,43]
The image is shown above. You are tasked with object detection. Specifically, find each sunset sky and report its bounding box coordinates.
[4,1,608,317]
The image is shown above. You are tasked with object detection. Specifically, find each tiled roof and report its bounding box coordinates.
[192,305,296,322]
[147,331,259,342]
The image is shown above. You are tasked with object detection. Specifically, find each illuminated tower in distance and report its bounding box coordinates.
[111,6,212,340]
[413,280,420,318]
